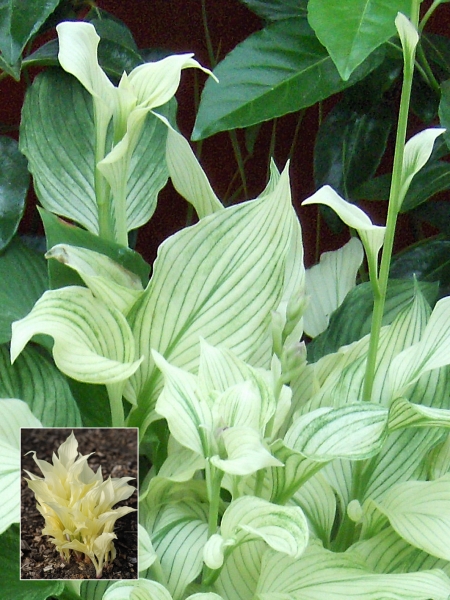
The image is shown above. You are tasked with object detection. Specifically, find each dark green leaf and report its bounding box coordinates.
[0,344,82,427]
[0,525,64,600]
[422,33,450,77]
[439,79,450,149]
[0,0,62,78]
[401,161,450,212]
[0,237,47,344]
[239,0,307,20]
[354,173,391,201]
[0,136,29,250]
[40,208,150,288]
[413,201,450,237]
[307,279,438,362]
[314,100,393,198]
[21,39,58,68]
[193,17,384,140]
[390,239,450,297]
[410,73,440,124]
[307,0,411,80]
[68,379,111,428]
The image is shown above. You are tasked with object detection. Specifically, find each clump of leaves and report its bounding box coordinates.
[23,431,136,578]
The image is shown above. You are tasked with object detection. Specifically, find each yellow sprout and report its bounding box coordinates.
[23,431,136,578]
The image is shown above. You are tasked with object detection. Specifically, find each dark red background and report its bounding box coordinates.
[2,0,448,267]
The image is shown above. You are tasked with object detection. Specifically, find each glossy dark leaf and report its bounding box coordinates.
[68,379,112,428]
[412,201,450,237]
[390,239,450,297]
[0,525,63,600]
[193,17,384,140]
[400,161,450,212]
[238,0,307,20]
[0,137,29,251]
[410,74,440,124]
[314,100,393,198]
[307,279,438,362]
[0,237,47,344]
[0,0,61,78]
[439,79,450,149]
[40,208,151,289]
[422,33,450,77]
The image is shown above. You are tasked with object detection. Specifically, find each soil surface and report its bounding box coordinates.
[20,427,138,580]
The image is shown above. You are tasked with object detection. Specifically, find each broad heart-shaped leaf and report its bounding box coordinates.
[192,17,384,140]
[255,543,450,599]
[146,501,209,599]
[0,237,47,344]
[307,279,438,363]
[284,403,388,461]
[307,0,412,80]
[10,286,142,385]
[0,0,61,78]
[40,209,150,290]
[20,69,170,236]
[0,137,29,251]
[0,525,64,599]
[0,400,41,533]
[0,345,82,427]
[127,165,295,430]
[376,475,450,561]
[239,0,307,20]
[314,100,393,198]
[389,397,450,431]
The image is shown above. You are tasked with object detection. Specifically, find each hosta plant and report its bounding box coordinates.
[3,1,450,599]
[23,431,136,578]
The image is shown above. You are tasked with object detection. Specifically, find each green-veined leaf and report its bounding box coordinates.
[0,137,29,251]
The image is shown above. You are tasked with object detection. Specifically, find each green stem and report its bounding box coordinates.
[106,383,125,427]
[58,584,82,600]
[94,106,115,242]
[362,3,419,402]
[419,0,445,31]
[416,42,440,95]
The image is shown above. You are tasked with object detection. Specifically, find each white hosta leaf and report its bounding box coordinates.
[154,114,223,219]
[46,244,143,315]
[429,432,450,480]
[396,12,419,60]
[285,403,388,461]
[349,526,450,576]
[210,426,282,476]
[205,496,308,569]
[138,524,157,572]
[128,53,216,110]
[147,500,209,599]
[304,238,364,337]
[128,164,295,427]
[389,397,450,431]
[215,540,265,600]
[153,351,213,456]
[56,21,116,132]
[376,475,450,561]
[257,543,450,599]
[0,399,42,533]
[389,296,450,397]
[104,579,172,600]
[398,127,445,210]
[291,472,336,545]
[10,286,142,384]
[303,186,386,266]
[158,446,206,482]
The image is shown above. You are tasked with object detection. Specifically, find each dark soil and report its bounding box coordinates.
[20,427,138,580]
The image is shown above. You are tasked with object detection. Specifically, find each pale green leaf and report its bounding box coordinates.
[215,540,265,600]
[0,399,41,533]
[104,579,172,600]
[158,445,206,482]
[377,475,450,560]
[304,238,364,337]
[11,286,142,385]
[395,12,419,60]
[389,397,450,431]
[257,543,450,599]
[389,296,450,396]
[285,403,388,461]
[147,501,209,599]
[128,165,295,429]
[138,524,157,572]
[302,185,386,268]
[217,496,309,561]
[46,244,143,315]
[291,472,336,545]
[397,128,445,210]
[428,432,450,480]
[153,113,224,219]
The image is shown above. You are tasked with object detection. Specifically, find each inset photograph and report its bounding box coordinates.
[20,427,138,580]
